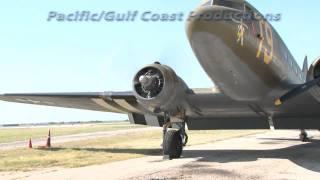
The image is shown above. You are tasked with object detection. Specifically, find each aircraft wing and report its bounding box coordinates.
[0,89,273,129]
[0,91,144,114]
[187,88,320,130]
[0,91,167,127]
[3,88,319,130]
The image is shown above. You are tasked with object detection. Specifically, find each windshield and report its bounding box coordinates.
[213,0,244,10]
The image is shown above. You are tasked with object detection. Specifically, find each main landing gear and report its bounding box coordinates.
[299,129,309,142]
[162,113,188,160]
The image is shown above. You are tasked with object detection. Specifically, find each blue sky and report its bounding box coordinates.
[0,0,319,124]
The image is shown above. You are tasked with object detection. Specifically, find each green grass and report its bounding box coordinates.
[0,129,265,172]
[0,122,143,143]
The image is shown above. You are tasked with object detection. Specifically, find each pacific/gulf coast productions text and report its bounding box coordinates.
[47,11,281,22]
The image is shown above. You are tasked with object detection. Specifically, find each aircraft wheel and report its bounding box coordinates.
[299,131,309,142]
[163,129,183,159]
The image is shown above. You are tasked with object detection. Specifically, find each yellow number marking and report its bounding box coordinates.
[237,22,246,46]
[256,21,274,64]
[256,21,264,58]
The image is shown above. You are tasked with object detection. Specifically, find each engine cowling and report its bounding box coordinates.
[133,63,189,113]
[307,57,320,102]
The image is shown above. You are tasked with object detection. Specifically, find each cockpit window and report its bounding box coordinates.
[213,0,244,10]
[201,0,213,7]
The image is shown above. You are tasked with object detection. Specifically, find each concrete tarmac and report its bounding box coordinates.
[2,130,320,180]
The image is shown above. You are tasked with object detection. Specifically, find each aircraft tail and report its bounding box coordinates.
[302,55,308,81]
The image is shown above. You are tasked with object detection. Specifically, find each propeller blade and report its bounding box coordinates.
[275,77,320,106]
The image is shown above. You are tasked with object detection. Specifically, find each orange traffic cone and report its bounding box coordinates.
[46,130,51,148]
[28,138,33,149]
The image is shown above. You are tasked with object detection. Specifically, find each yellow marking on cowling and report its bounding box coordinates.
[274,99,282,106]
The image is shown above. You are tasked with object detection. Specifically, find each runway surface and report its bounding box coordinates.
[2,130,320,180]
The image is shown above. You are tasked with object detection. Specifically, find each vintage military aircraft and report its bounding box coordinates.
[1,0,320,159]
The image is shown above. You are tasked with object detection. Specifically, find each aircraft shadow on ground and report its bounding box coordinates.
[42,138,320,173]
[44,147,162,156]
[183,138,320,173]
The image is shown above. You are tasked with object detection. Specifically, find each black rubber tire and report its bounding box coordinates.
[163,129,183,159]
[299,132,309,142]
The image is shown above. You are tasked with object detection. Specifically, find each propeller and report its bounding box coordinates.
[275,77,320,106]
[134,66,164,99]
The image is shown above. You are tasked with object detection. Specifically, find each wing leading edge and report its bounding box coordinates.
[0,91,146,114]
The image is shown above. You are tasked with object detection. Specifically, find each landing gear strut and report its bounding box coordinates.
[162,113,188,160]
[299,129,309,142]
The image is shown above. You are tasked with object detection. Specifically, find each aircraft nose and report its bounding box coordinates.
[186,5,240,41]
[185,5,263,100]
